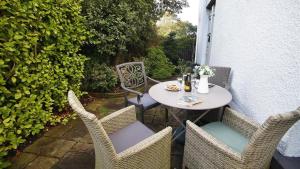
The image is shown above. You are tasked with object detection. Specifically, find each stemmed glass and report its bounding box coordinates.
[191,73,197,89]
[177,76,183,87]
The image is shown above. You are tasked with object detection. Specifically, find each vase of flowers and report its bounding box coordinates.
[194,65,215,93]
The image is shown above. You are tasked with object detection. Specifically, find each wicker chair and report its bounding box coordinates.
[116,62,161,123]
[205,66,231,121]
[209,66,231,89]
[192,64,231,89]
[187,65,231,124]
[68,90,172,169]
[183,107,300,169]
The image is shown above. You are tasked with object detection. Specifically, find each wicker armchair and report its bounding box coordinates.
[116,62,161,123]
[209,66,231,89]
[68,91,172,169]
[205,66,231,121]
[183,107,300,169]
[192,64,231,89]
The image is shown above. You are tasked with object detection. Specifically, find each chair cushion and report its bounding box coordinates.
[128,93,160,110]
[202,122,249,153]
[108,121,155,153]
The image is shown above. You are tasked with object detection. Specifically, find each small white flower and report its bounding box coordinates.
[194,65,215,77]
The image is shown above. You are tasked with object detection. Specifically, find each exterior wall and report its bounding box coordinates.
[195,0,210,64]
[201,0,300,156]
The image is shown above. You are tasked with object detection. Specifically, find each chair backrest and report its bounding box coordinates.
[242,108,300,168]
[208,66,231,89]
[116,62,148,90]
[68,91,117,168]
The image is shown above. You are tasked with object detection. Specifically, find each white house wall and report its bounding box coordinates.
[205,0,300,156]
[195,0,209,64]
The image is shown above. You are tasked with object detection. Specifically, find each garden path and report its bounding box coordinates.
[9,95,184,169]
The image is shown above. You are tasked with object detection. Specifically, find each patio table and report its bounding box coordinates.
[149,80,232,141]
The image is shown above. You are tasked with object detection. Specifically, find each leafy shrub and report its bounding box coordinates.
[144,47,175,79]
[176,59,193,75]
[0,0,88,167]
[160,21,197,64]
[81,0,158,64]
[82,62,118,92]
[81,0,188,65]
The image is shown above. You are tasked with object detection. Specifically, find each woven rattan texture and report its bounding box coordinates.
[68,90,171,169]
[183,107,300,169]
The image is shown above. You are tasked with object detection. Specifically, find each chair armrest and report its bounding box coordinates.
[121,84,143,97]
[121,84,143,103]
[121,84,143,104]
[222,107,259,138]
[100,105,137,134]
[147,76,161,84]
[185,121,243,164]
[117,127,172,168]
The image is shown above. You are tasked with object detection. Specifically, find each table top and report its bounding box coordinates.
[149,80,232,110]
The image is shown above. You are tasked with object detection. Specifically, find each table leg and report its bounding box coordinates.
[170,109,186,127]
[219,106,225,121]
[170,109,211,142]
[165,107,169,127]
[193,110,210,124]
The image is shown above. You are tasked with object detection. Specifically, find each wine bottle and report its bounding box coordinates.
[184,73,192,92]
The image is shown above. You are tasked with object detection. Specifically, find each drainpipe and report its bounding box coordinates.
[205,4,215,65]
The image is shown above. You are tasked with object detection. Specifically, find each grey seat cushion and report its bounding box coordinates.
[128,93,160,110]
[108,121,155,153]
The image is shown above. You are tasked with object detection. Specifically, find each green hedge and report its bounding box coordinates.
[0,0,88,167]
[144,47,175,79]
[82,62,118,92]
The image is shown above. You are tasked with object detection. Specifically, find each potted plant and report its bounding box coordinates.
[193,65,215,93]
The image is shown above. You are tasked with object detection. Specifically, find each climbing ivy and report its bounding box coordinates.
[0,0,88,167]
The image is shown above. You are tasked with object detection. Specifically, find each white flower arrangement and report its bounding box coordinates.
[193,65,215,77]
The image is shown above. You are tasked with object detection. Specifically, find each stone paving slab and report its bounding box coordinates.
[62,123,88,143]
[53,151,94,169]
[10,153,37,169]
[85,97,123,118]
[77,133,93,144]
[44,123,73,138]
[24,137,76,158]
[69,143,93,153]
[25,156,59,169]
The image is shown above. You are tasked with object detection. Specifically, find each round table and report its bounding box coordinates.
[149,80,232,110]
[149,80,232,142]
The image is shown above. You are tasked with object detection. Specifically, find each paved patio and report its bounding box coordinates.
[9,95,185,169]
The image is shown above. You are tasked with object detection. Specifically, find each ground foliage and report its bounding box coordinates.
[0,0,88,167]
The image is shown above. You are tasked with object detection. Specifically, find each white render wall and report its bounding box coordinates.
[195,0,209,64]
[204,0,300,156]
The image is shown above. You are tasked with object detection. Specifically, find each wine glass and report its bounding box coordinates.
[191,73,197,88]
